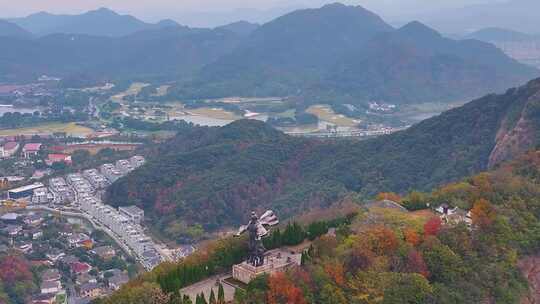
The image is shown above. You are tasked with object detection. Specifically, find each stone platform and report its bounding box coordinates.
[232,249,301,284]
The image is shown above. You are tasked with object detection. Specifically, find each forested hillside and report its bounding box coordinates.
[100,149,540,303]
[170,4,538,105]
[106,78,540,240]
[0,26,242,83]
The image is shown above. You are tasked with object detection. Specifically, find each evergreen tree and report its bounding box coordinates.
[169,292,184,304]
[282,222,306,246]
[209,289,216,304]
[218,283,225,304]
[201,292,208,304]
[301,251,308,265]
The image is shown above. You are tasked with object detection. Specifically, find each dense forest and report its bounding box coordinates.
[106,78,540,240]
[99,149,540,303]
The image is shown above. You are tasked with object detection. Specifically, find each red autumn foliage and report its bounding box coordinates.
[324,262,346,286]
[0,255,33,284]
[424,217,442,236]
[365,226,399,255]
[289,268,313,289]
[267,272,307,304]
[406,249,430,278]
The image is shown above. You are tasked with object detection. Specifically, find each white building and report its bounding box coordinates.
[32,187,49,204]
[40,280,62,294]
[129,155,145,168]
[115,159,134,175]
[100,164,122,182]
[119,206,144,224]
[83,169,109,189]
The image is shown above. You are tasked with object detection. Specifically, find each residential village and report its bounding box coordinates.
[0,154,196,304]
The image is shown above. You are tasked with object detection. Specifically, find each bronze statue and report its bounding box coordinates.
[236,210,279,267]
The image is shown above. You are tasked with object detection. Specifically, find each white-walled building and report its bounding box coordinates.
[119,206,144,224]
[32,187,49,204]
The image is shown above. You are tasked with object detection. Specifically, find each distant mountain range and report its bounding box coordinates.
[0,26,243,83]
[216,21,259,36]
[6,8,179,37]
[465,27,539,42]
[106,77,540,234]
[414,0,540,34]
[0,3,538,105]
[0,19,32,38]
[171,3,538,105]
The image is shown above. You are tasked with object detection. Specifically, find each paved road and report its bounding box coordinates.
[28,205,135,259]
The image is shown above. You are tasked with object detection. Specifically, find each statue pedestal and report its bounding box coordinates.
[232,249,301,284]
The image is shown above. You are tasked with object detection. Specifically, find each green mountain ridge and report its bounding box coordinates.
[0,26,243,83]
[170,4,538,105]
[106,78,540,239]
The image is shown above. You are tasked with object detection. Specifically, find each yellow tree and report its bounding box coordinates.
[470,198,497,228]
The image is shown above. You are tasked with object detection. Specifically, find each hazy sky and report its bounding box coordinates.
[0,0,503,26]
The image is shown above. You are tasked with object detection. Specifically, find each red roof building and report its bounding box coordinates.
[46,154,72,166]
[22,143,42,158]
[70,262,91,274]
[1,142,19,157]
[4,142,18,150]
[23,143,42,151]
[49,146,65,153]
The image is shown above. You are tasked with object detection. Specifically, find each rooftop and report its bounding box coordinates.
[70,262,91,273]
[41,269,61,281]
[23,143,42,151]
[8,182,45,193]
[0,212,19,221]
[41,280,61,290]
[80,282,100,292]
[3,142,18,150]
[108,273,129,286]
[119,205,144,215]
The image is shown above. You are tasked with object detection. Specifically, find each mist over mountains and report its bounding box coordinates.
[6,7,180,37]
[0,3,538,106]
[412,0,540,34]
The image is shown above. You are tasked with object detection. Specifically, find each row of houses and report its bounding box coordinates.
[79,196,160,269]
[3,155,146,205]
[48,177,74,204]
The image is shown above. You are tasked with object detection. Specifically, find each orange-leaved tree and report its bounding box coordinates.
[470,198,497,228]
[267,272,307,304]
[403,228,421,247]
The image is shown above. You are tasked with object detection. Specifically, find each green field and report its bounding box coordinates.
[0,122,94,137]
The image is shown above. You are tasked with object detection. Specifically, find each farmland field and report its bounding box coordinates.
[111,82,149,102]
[306,104,360,127]
[0,122,94,137]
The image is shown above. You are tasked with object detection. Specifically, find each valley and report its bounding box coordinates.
[0,1,540,304]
